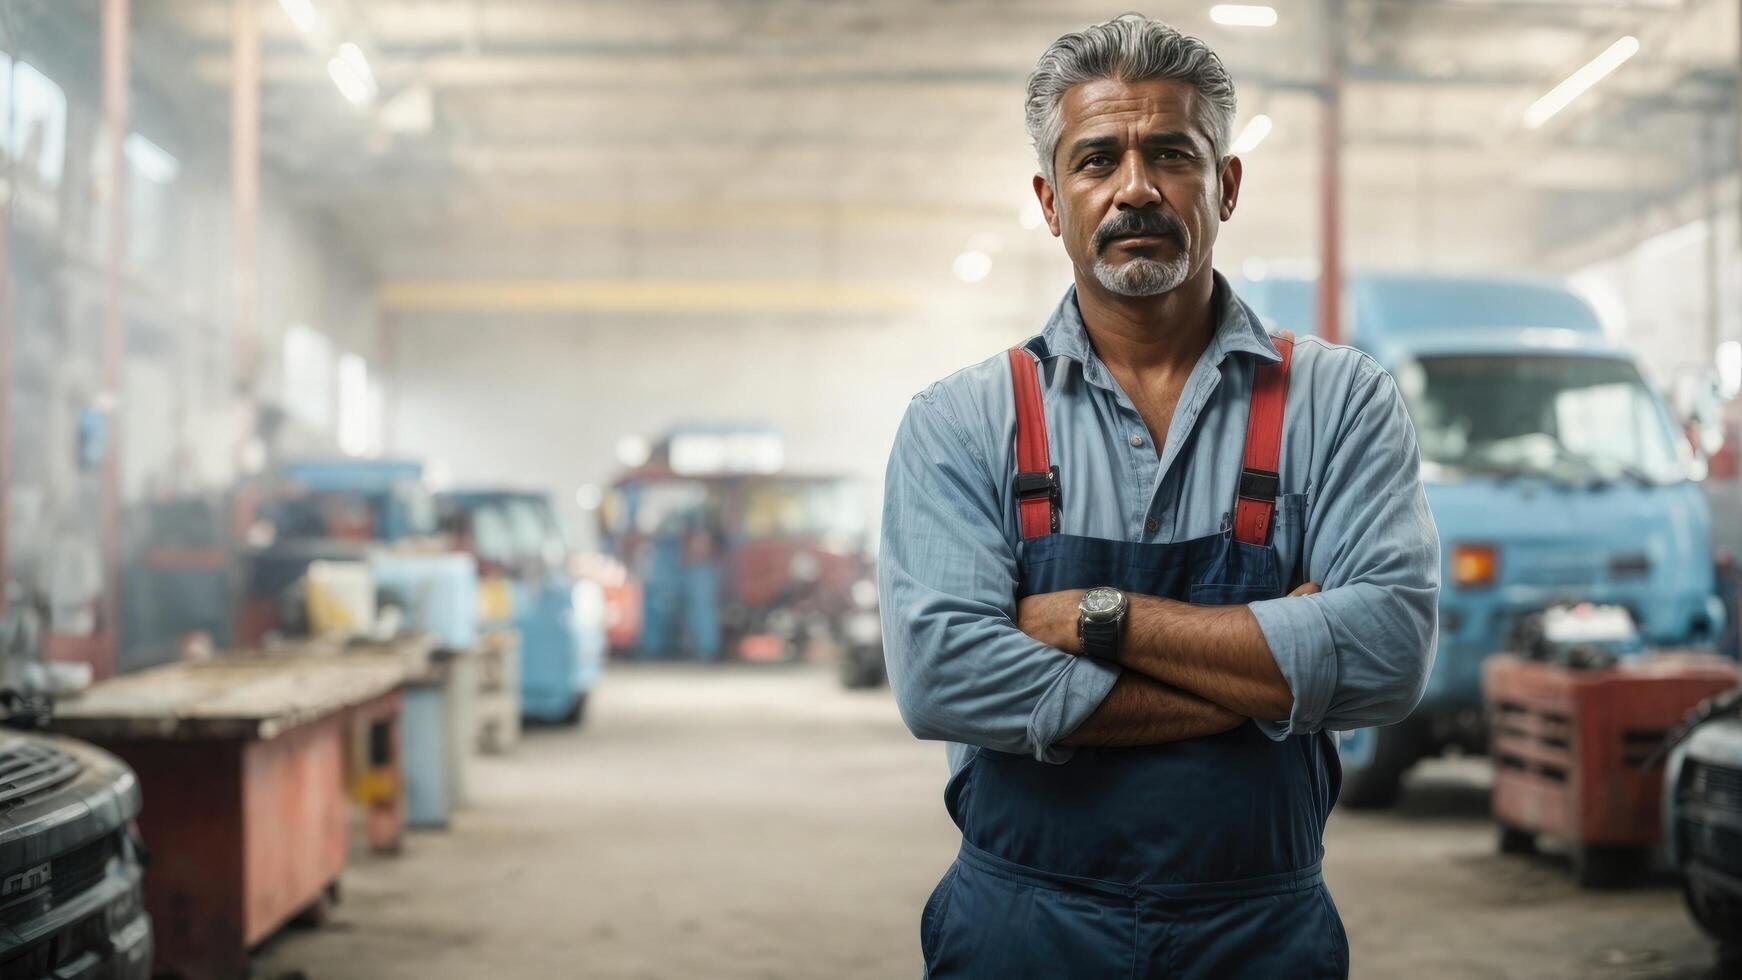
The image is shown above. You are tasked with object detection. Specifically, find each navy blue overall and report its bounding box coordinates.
[920,334,1348,979]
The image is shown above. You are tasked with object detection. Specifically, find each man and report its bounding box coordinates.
[878,15,1438,979]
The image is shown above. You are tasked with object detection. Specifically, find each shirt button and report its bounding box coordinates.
[1129,434,1145,448]
[1145,518,1159,533]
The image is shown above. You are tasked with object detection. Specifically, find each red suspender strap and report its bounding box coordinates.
[1233,331,1295,546]
[1007,347,1058,539]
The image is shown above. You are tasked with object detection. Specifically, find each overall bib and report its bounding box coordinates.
[920,333,1349,979]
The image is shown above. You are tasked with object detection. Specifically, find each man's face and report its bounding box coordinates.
[1034,77,1240,299]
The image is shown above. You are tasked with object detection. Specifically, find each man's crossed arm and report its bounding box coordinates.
[879,363,1436,762]
[1017,584,1320,746]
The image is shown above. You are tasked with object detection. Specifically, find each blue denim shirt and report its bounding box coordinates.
[879,274,1439,771]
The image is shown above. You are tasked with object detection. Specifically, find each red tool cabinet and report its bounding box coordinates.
[1485,652,1738,887]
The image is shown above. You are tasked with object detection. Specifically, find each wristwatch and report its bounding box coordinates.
[1077,587,1129,662]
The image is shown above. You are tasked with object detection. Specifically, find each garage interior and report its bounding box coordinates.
[0,0,1739,978]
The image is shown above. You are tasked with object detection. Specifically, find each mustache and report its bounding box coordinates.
[1094,210,1184,252]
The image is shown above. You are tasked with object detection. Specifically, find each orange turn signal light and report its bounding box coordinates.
[1451,543,1499,589]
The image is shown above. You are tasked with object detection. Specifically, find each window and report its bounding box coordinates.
[741,480,867,539]
[121,132,180,271]
[5,58,67,187]
[283,325,335,429]
[337,353,369,456]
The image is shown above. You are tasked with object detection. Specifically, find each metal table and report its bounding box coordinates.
[51,648,409,980]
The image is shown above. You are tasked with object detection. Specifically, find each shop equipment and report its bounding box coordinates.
[1663,687,1742,968]
[1486,633,1737,887]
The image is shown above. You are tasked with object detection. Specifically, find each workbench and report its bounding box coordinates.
[51,647,411,980]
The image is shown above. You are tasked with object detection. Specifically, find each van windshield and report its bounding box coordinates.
[1397,354,1686,485]
[742,480,866,540]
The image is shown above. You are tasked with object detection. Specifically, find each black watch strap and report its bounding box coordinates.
[1080,613,1124,662]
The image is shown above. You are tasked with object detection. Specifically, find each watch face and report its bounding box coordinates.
[1081,587,1125,621]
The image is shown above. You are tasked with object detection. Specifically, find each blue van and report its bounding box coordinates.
[1237,273,1723,806]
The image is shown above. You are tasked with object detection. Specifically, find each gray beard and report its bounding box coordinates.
[1092,252,1191,297]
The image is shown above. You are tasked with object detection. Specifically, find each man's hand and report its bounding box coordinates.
[1016,589,1085,653]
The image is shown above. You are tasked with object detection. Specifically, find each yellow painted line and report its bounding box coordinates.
[377,279,920,315]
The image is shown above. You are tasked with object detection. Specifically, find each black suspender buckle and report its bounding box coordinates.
[1238,467,1280,503]
[1014,465,1061,532]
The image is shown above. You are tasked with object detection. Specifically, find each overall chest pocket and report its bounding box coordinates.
[1270,491,1310,586]
[1188,492,1310,605]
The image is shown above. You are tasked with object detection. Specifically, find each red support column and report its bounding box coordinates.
[96,0,131,680]
[232,0,261,466]
[380,312,399,454]
[1317,0,1344,346]
[0,98,12,619]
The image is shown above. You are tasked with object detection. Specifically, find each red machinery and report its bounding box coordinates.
[1486,651,1739,886]
[604,467,874,662]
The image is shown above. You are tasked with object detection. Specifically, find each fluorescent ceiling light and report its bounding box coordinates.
[1209,5,1278,27]
[277,0,322,35]
[1230,114,1273,153]
[327,57,372,104]
[953,251,993,284]
[1523,36,1638,129]
[336,43,374,85]
[327,43,379,105]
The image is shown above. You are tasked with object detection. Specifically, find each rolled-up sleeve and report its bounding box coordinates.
[879,390,1119,762]
[1249,361,1440,738]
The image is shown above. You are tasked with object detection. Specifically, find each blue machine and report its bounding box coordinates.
[371,551,480,650]
[438,490,605,725]
[272,458,435,542]
[1237,272,1723,807]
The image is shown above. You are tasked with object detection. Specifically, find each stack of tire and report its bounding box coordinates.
[0,732,151,978]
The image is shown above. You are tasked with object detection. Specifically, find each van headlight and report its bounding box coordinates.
[1451,543,1499,589]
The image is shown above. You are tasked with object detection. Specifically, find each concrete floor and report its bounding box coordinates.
[252,664,1729,980]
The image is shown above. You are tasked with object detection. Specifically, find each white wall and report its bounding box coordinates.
[119,176,380,499]
[389,282,1065,548]
[1566,176,1742,396]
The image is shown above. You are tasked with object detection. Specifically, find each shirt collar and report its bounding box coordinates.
[1038,270,1280,390]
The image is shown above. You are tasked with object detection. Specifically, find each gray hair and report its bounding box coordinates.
[1025,14,1237,181]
